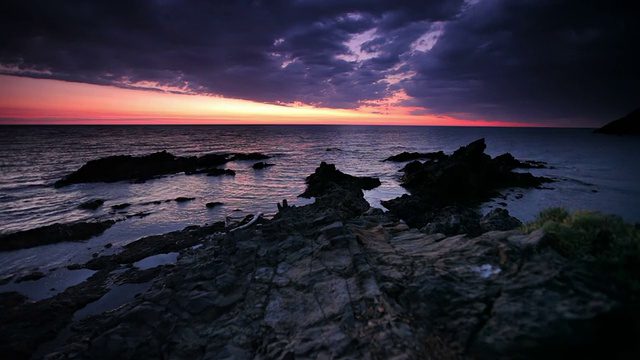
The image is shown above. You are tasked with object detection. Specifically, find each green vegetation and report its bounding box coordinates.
[524,207,640,293]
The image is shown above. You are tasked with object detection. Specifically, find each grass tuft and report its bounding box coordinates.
[523,207,640,293]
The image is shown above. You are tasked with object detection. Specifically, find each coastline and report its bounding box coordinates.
[1,140,639,358]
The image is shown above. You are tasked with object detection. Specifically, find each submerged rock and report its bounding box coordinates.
[0,220,115,252]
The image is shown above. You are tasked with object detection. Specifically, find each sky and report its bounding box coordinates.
[0,0,638,127]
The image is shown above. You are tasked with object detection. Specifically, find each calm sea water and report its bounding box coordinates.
[1,125,639,276]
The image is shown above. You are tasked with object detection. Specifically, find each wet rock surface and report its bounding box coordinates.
[55,151,270,187]
[0,220,116,252]
[2,161,638,359]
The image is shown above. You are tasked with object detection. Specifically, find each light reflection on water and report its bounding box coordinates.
[0,125,639,275]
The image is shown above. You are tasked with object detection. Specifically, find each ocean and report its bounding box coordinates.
[1,125,639,277]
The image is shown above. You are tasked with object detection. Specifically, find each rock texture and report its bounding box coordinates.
[594,108,640,135]
[2,162,638,359]
[0,220,115,252]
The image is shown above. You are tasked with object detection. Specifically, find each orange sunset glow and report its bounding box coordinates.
[0,75,537,127]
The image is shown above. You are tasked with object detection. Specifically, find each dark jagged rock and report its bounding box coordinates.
[174,197,195,203]
[78,198,105,210]
[3,162,640,359]
[55,151,269,186]
[384,151,446,162]
[276,198,290,212]
[206,168,236,176]
[194,153,229,168]
[252,161,275,169]
[299,162,381,198]
[0,220,115,252]
[493,153,546,170]
[594,108,640,135]
[382,139,552,228]
[206,201,223,208]
[16,207,639,359]
[55,151,187,187]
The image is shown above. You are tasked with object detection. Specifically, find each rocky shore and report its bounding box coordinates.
[54,151,271,187]
[1,140,639,359]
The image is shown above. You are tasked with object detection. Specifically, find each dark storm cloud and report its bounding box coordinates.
[1,0,637,124]
[0,0,463,107]
[402,0,640,125]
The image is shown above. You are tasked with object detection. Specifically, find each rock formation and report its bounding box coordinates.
[594,108,640,135]
[382,138,551,229]
[55,151,270,187]
[2,158,637,359]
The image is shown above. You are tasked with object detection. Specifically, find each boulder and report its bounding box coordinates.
[299,162,380,198]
